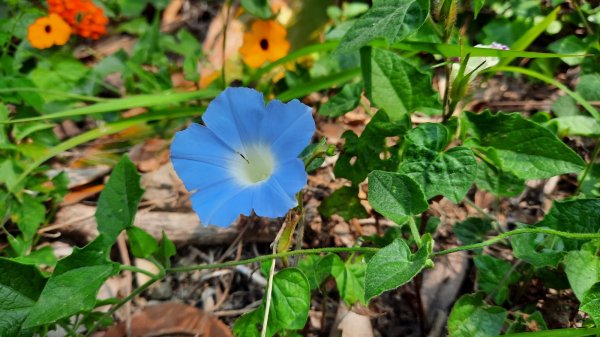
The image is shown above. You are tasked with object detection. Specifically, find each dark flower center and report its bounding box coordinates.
[259,38,269,51]
[44,25,52,33]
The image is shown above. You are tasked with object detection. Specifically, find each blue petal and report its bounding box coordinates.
[190,180,253,227]
[202,87,266,152]
[170,123,235,191]
[261,99,315,159]
[252,178,297,218]
[270,158,307,199]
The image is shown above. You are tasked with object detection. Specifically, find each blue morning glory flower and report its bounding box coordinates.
[170,87,315,227]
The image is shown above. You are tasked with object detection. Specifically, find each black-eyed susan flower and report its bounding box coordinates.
[27,13,72,49]
[240,20,291,68]
[170,87,315,227]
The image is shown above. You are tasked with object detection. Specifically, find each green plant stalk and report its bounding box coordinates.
[0,88,108,102]
[408,217,422,247]
[576,140,600,194]
[246,40,340,85]
[8,109,204,194]
[119,264,159,278]
[491,66,600,121]
[2,89,220,124]
[434,227,600,256]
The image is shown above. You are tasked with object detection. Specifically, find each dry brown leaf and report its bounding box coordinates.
[62,184,105,206]
[103,302,233,337]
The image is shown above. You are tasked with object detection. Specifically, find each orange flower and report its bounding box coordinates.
[48,0,108,40]
[240,20,290,68]
[27,13,72,49]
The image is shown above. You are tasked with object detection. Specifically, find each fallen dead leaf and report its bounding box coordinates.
[62,184,105,206]
[103,302,233,337]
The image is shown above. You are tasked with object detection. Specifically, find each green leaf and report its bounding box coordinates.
[337,0,429,53]
[361,47,440,120]
[154,231,176,268]
[564,249,600,301]
[0,258,46,337]
[475,160,525,197]
[364,234,433,302]
[551,95,580,117]
[472,0,485,18]
[321,254,367,305]
[581,164,600,198]
[536,199,600,250]
[453,217,493,253]
[13,194,45,240]
[240,0,272,19]
[399,123,477,203]
[319,186,368,221]
[545,116,600,137]
[53,235,113,275]
[300,137,328,173]
[505,311,547,334]
[576,73,600,102]
[474,255,521,305]
[23,264,117,327]
[267,268,310,335]
[464,111,585,180]
[297,255,326,290]
[11,246,58,268]
[367,171,428,225]
[233,309,262,337]
[319,82,363,117]
[548,35,587,66]
[512,231,564,268]
[334,110,408,184]
[447,293,507,337]
[127,226,159,258]
[96,156,144,242]
[581,283,600,325]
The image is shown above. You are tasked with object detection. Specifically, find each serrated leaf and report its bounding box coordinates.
[319,82,363,117]
[240,0,272,19]
[367,171,428,225]
[0,258,46,337]
[447,293,507,337]
[581,283,600,325]
[364,234,433,302]
[337,0,429,53]
[361,47,440,120]
[127,226,159,258]
[96,156,144,242]
[399,123,477,203]
[23,264,117,327]
[319,186,368,221]
[464,111,585,180]
[474,255,521,305]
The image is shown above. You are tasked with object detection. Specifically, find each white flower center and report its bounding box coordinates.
[230,143,275,185]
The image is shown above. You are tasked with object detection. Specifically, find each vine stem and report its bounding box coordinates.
[408,217,422,247]
[434,228,600,256]
[167,247,379,273]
